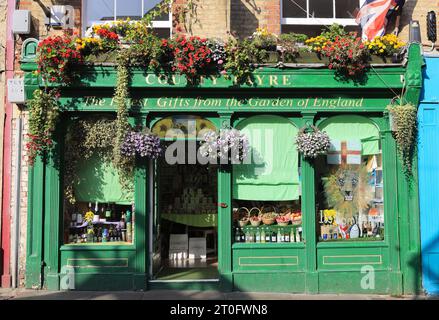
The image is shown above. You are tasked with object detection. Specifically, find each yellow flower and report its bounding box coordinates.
[379,49,384,53]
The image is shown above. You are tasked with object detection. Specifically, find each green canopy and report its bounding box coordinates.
[233,115,300,201]
[74,154,133,205]
[319,115,380,155]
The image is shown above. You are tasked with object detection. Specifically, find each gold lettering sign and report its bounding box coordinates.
[77,96,365,109]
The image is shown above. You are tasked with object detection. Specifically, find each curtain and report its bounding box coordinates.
[233,115,300,201]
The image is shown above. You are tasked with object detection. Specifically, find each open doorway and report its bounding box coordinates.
[150,157,219,281]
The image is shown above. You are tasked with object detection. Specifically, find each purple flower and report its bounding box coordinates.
[121,130,162,159]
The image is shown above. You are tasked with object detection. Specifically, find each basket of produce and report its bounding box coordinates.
[249,207,262,227]
[291,211,302,226]
[237,207,250,227]
[276,215,290,226]
[261,205,278,225]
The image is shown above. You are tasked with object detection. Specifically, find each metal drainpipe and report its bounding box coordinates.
[11,113,22,288]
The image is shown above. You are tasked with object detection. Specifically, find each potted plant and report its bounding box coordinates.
[321,32,370,78]
[120,128,162,159]
[249,27,279,63]
[199,128,250,164]
[365,33,406,63]
[277,33,306,63]
[296,125,331,159]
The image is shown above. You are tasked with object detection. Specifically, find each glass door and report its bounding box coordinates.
[149,145,219,281]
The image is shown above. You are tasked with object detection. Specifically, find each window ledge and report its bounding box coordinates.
[317,240,388,249]
[233,242,305,249]
[60,243,136,251]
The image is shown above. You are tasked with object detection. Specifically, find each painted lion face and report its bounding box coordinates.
[335,168,359,201]
[323,164,372,218]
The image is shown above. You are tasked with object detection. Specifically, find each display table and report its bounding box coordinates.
[161,213,218,227]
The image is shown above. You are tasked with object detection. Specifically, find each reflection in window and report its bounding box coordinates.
[83,0,170,36]
[151,116,216,139]
[315,116,384,242]
[281,0,362,34]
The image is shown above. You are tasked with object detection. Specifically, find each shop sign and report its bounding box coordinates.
[77,96,365,110]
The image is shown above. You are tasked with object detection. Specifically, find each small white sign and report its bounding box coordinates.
[7,78,25,103]
[189,237,206,260]
[169,234,188,260]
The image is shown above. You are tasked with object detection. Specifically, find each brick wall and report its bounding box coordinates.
[230,0,280,38]
[0,0,6,214]
[10,114,29,288]
[398,0,439,45]
[173,0,230,39]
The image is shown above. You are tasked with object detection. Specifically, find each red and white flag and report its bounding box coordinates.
[356,0,397,41]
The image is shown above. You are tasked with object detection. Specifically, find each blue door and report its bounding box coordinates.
[419,56,439,295]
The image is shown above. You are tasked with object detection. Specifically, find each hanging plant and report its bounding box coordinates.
[199,128,250,163]
[36,32,82,84]
[296,125,331,159]
[121,129,162,159]
[26,89,60,165]
[387,103,418,174]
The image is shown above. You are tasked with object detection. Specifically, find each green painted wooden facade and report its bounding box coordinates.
[21,41,424,294]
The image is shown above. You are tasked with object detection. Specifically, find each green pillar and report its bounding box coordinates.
[300,112,318,294]
[133,114,148,290]
[25,155,45,289]
[44,128,62,290]
[217,112,233,291]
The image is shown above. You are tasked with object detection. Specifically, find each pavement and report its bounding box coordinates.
[0,288,437,300]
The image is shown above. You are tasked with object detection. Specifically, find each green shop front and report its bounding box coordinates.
[22,41,423,294]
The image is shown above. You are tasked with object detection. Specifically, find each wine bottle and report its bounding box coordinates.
[285,228,290,242]
[260,228,266,243]
[235,228,241,243]
[240,228,245,242]
[265,227,271,242]
[277,228,282,243]
[271,229,277,242]
[255,228,261,243]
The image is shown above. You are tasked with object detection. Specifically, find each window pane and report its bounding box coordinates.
[282,0,307,18]
[309,0,333,18]
[232,115,303,244]
[144,0,169,21]
[281,25,360,37]
[336,0,359,18]
[116,0,142,20]
[315,116,384,242]
[85,0,114,29]
[63,116,135,245]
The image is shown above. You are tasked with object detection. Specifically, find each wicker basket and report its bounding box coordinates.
[261,205,277,225]
[249,207,262,227]
[237,207,250,227]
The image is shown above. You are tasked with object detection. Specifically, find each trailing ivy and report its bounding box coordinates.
[113,52,135,192]
[387,103,418,175]
[26,88,60,164]
[64,117,117,204]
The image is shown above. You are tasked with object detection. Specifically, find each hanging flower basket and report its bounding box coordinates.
[199,128,250,164]
[120,129,162,159]
[296,125,331,159]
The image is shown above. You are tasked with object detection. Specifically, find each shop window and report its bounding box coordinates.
[63,117,134,245]
[82,0,171,37]
[315,115,384,242]
[151,115,217,139]
[232,115,303,244]
[281,0,363,36]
